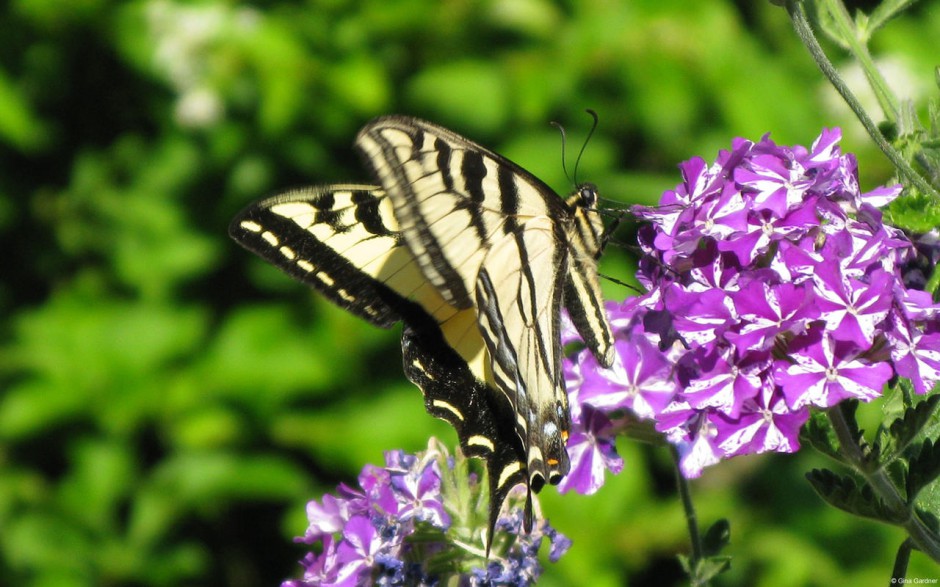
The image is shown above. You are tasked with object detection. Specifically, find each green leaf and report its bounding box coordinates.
[326,56,391,115]
[887,394,940,459]
[694,556,733,583]
[58,439,137,531]
[801,410,843,462]
[869,0,921,34]
[908,438,940,501]
[885,191,940,233]
[811,2,852,51]
[806,468,903,524]
[135,451,309,523]
[198,304,335,400]
[405,61,510,136]
[677,552,731,585]
[702,519,731,557]
[0,67,49,151]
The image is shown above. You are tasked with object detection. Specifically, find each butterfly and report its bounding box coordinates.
[229,116,615,549]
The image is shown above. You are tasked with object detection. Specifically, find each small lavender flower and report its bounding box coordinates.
[564,127,940,480]
[283,439,568,586]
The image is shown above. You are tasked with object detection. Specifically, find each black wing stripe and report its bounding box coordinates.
[476,269,527,408]
[497,164,521,235]
[360,125,477,307]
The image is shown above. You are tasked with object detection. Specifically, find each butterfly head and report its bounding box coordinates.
[575,182,599,208]
[565,182,607,261]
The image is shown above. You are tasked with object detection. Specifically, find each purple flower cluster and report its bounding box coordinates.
[283,440,570,586]
[564,128,940,480]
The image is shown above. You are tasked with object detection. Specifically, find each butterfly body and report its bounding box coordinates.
[230,116,614,547]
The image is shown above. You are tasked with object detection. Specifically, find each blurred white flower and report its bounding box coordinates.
[145,0,259,129]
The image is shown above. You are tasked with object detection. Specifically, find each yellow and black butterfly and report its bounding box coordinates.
[229,116,615,548]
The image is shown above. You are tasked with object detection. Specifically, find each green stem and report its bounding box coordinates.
[891,539,912,583]
[819,0,899,121]
[786,0,940,201]
[827,407,940,562]
[673,446,704,568]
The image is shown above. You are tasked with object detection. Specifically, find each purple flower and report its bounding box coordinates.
[887,313,940,394]
[683,346,763,418]
[334,515,386,586]
[386,452,449,527]
[558,406,623,495]
[727,281,815,353]
[283,440,568,586]
[302,494,347,541]
[714,382,809,458]
[578,335,678,419]
[734,151,814,217]
[775,329,893,409]
[812,262,893,347]
[564,126,940,481]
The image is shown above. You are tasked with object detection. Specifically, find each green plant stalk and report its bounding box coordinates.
[892,539,912,582]
[827,407,940,562]
[786,0,940,201]
[673,446,704,577]
[819,0,900,121]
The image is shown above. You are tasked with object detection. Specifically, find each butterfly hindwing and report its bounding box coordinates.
[401,318,527,550]
[475,217,571,489]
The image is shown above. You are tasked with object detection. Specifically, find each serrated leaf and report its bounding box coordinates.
[801,411,843,462]
[888,395,940,458]
[675,521,732,584]
[840,401,864,443]
[806,468,903,523]
[885,458,911,498]
[677,552,691,575]
[908,439,940,500]
[885,192,940,233]
[810,2,852,50]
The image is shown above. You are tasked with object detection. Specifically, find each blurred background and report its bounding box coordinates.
[1,1,937,585]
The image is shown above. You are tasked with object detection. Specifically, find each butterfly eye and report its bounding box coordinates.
[579,183,598,207]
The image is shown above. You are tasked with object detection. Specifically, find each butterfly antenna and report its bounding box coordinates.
[598,271,643,294]
[550,120,572,183]
[573,109,599,185]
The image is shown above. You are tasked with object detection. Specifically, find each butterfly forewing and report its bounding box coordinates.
[231,185,409,327]
[356,116,569,309]
[230,185,489,370]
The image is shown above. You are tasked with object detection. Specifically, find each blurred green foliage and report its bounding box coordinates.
[0,1,937,585]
